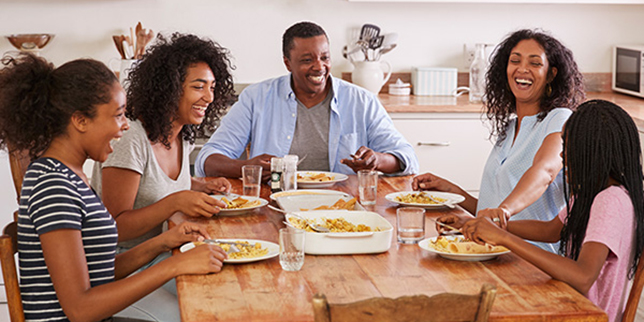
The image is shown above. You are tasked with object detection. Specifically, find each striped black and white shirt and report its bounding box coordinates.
[17,158,118,322]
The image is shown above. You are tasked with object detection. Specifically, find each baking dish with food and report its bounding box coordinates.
[284,210,393,255]
[276,194,365,213]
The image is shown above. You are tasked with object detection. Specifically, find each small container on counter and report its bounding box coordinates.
[389,78,411,96]
[270,157,283,193]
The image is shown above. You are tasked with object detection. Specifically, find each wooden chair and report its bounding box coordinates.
[622,256,644,322]
[0,213,25,322]
[312,283,496,322]
[8,148,30,204]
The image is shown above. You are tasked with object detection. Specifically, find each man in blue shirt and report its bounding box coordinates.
[195,21,418,179]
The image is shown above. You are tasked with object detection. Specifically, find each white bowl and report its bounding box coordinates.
[286,210,393,255]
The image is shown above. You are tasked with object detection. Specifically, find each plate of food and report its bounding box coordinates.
[276,194,364,213]
[179,239,279,264]
[283,210,393,255]
[418,235,510,261]
[296,171,348,188]
[385,191,465,209]
[269,189,351,201]
[210,194,268,216]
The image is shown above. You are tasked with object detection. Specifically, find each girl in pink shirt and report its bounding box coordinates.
[449,99,644,322]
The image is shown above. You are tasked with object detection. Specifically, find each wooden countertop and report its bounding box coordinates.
[170,176,607,322]
[381,92,644,129]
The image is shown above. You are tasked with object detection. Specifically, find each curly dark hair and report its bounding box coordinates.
[282,21,328,59]
[485,29,585,143]
[0,53,117,159]
[561,99,644,279]
[126,32,235,148]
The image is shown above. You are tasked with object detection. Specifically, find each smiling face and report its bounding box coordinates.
[85,82,129,162]
[176,61,216,125]
[283,35,331,99]
[506,39,557,109]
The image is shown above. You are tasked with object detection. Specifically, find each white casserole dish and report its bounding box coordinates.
[285,210,393,255]
[276,194,365,213]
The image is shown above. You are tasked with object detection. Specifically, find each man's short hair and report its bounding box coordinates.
[282,21,328,59]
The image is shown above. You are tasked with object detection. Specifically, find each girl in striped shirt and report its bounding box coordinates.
[0,54,227,322]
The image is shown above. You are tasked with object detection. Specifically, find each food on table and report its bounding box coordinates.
[194,240,269,259]
[430,236,508,254]
[300,198,357,211]
[288,216,380,233]
[221,196,262,209]
[298,172,335,182]
[395,192,447,205]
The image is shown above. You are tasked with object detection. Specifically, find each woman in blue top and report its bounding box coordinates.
[413,29,585,252]
[0,54,226,322]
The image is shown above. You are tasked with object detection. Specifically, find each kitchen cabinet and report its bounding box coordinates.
[391,112,494,193]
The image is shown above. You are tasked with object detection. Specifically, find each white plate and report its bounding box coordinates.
[269,189,350,201]
[296,171,349,188]
[418,236,510,262]
[285,210,393,255]
[385,191,465,209]
[277,194,364,213]
[210,195,268,216]
[179,239,279,264]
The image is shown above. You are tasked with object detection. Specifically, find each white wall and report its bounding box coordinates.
[0,0,643,226]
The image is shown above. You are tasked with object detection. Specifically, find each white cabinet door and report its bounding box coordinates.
[392,113,494,192]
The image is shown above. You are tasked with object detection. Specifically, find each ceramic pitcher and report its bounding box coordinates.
[352,60,392,94]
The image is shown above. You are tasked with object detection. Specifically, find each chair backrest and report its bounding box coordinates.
[312,283,496,322]
[0,214,25,322]
[622,256,644,322]
[8,148,30,204]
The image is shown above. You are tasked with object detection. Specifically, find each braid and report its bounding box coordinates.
[560,99,644,278]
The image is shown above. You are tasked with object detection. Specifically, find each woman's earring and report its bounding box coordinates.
[546,83,552,97]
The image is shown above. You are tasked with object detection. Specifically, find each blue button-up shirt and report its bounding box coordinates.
[195,75,418,177]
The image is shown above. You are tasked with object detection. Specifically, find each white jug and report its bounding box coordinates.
[352,61,392,94]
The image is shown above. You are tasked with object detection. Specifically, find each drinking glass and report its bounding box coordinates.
[358,170,378,205]
[279,228,305,271]
[242,165,262,198]
[397,207,425,244]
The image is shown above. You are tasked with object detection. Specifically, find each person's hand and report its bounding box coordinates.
[435,213,473,234]
[159,221,211,251]
[194,177,231,195]
[411,172,458,193]
[461,217,508,246]
[173,243,227,275]
[340,146,378,172]
[476,207,512,229]
[246,154,274,181]
[171,190,226,218]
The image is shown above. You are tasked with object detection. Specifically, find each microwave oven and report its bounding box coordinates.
[613,45,644,98]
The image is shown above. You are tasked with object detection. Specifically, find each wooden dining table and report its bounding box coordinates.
[168,175,607,322]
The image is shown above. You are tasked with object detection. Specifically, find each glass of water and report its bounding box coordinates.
[241,165,262,197]
[358,170,378,205]
[397,207,425,244]
[279,228,305,271]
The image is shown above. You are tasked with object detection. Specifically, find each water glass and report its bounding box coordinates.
[358,170,378,205]
[242,165,262,198]
[397,207,425,244]
[279,228,305,271]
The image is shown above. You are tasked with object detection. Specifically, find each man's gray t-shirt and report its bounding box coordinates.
[288,91,332,171]
[91,119,192,249]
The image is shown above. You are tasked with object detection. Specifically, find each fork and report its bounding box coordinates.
[203,239,241,254]
[425,193,455,209]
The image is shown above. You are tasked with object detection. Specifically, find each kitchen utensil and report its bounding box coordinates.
[426,193,455,209]
[369,35,384,50]
[287,213,330,233]
[428,218,460,232]
[268,205,287,214]
[359,24,380,42]
[202,239,241,254]
[112,35,126,59]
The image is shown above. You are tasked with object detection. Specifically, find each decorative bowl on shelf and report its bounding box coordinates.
[6,34,54,51]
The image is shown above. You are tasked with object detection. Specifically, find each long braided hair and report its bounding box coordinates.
[561,99,644,278]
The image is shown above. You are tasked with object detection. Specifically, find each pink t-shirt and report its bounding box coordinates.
[558,186,635,322]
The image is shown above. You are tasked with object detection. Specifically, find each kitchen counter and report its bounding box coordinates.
[380,92,644,130]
